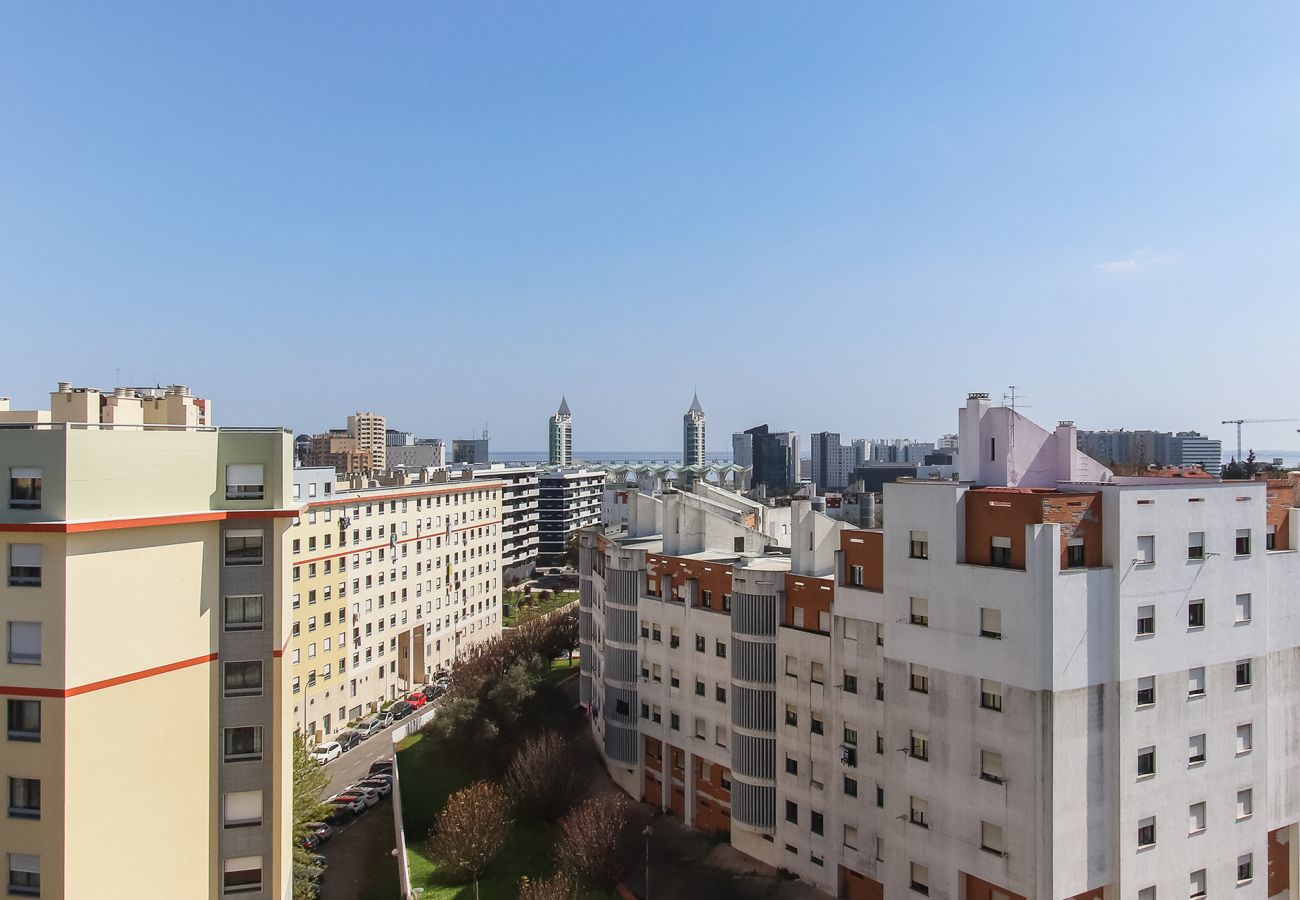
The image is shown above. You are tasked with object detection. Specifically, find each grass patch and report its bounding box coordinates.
[397,695,615,900]
[502,591,578,627]
[547,654,580,686]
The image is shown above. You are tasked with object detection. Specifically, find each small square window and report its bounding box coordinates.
[1137,675,1155,706]
[1187,532,1204,560]
[1237,723,1253,754]
[224,531,264,567]
[1137,746,1155,777]
[1188,599,1205,628]
[1188,733,1206,765]
[8,468,41,510]
[1190,868,1206,899]
[785,800,798,824]
[843,776,857,797]
[910,862,929,896]
[909,596,929,626]
[6,700,40,742]
[1136,534,1155,564]
[223,661,263,698]
[1235,593,1252,624]
[980,821,1004,856]
[980,749,1003,784]
[1236,659,1252,688]
[909,664,929,693]
[7,544,41,587]
[909,731,929,761]
[1137,605,1155,636]
[1188,801,1206,834]
[909,531,928,560]
[1238,853,1254,883]
[1137,815,1156,848]
[990,536,1013,567]
[1236,788,1253,820]
[909,796,929,828]
[1236,529,1251,556]
[979,679,1003,712]
[979,607,1001,639]
[1066,538,1085,568]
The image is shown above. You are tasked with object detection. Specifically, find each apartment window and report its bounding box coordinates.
[980,749,1003,784]
[7,777,40,819]
[1237,723,1253,754]
[876,731,885,754]
[1238,854,1254,884]
[1267,525,1277,550]
[1138,890,1154,900]
[785,704,798,727]
[1137,816,1156,848]
[811,714,824,735]
[734,536,745,553]
[989,536,1012,567]
[7,544,41,587]
[843,775,858,797]
[223,855,263,894]
[1236,529,1251,556]
[695,634,706,653]
[849,564,864,586]
[695,679,705,697]
[1188,667,1205,698]
[909,664,929,694]
[1137,746,1155,777]
[6,700,39,742]
[1190,869,1206,899]
[909,531,928,560]
[670,670,680,689]
[1235,593,1252,624]
[7,622,40,665]
[785,756,798,775]
[1136,534,1155,564]
[785,800,798,824]
[224,726,263,762]
[1189,801,1206,834]
[979,607,1001,638]
[842,673,858,694]
[1189,733,1206,765]
[223,661,263,698]
[715,640,727,659]
[1066,537,1086,568]
[876,678,884,701]
[1137,605,1155,636]
[1236,659,1252,687]
[1137,675,1155,707]
[843,824,858,850]
[7,854,39,897]
[1188,532,1204,560]
[670,712,680,731]
[225,464,265,500]
[909,596,929,626]
[669,629,680,649]
[810,810,824,835]
[980,821,1005,856]
[875,783,885,807]
[810,661,825,685]
[224,531,264,567]
[909,730,929,761]
[1237,788,1253,820]
[223,595,264,632]
[8,468,41,510]
[223,790,263,828]
[715,685,726,703]
[715,726,727,748]
[909,796,929,828]
[910,862,929,896]
[979,679,1003,712]
[1188,598,1205,628]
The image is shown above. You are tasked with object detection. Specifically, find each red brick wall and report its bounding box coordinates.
[841,529,884,592]
[646,554,735,611]
[692,755,732,834]
[1267,479,1296,551]
[839,867,884,900]
[1269,826,1291,897]
[964,872,1027,900]
[965,489,1101,569]
[784,573,834,631]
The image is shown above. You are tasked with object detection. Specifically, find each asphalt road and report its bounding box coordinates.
[322,726,400,797]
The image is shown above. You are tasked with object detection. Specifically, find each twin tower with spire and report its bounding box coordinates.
[547,394,707,467]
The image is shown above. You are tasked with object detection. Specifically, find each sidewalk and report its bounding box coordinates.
[619,810,827,900]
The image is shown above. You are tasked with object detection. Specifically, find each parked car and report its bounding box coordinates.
[336,730,362,751]
[406,692,427,709]
[389,701,413,720]
[354,776,392,797]
[327,793,365,815]
[310,742,342,765]
[299,832,321,851]
[420,684,442,701]
[335,787,379,808]
[372,710,395,728]
[368,759,394,777]
[357,719,385,740]
[302,821,333,842]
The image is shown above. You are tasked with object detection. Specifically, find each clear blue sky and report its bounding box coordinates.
[2,3,1298,453]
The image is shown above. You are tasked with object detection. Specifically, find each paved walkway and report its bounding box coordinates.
[619,809,827,900]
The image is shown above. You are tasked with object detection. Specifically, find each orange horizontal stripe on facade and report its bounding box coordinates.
[292,519,503,567]
[0,508,300,534]
[0,652,218,699]
[303,481,507,511]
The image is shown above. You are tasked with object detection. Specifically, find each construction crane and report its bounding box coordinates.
[1220,418,1300,461]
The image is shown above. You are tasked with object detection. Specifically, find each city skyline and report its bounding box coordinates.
[2,4,1298,451]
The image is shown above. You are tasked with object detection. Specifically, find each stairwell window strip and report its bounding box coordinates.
[7,544,41,587]
[8,468,40,510]
[225,464,265,500]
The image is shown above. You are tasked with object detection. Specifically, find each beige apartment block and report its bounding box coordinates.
[346,412,386,474]
[0,383,295,900]
[289,468,504,743]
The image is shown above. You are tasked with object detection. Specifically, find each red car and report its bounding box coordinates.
[406,692,427,709]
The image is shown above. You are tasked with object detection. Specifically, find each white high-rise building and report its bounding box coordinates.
[683,393,707,468]
[579,392,1300,900]
[549,396,573,467]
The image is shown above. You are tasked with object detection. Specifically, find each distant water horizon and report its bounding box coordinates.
[491,450,735,465]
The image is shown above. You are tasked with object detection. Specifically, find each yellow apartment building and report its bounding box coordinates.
[288,468,503,742]
[0,383,295,899]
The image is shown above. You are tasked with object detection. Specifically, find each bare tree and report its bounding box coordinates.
[557,792,637,890]
[518,871,576,900]
[504,730,589,820]
[428,781,513,898]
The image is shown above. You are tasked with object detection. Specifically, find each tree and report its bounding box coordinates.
[518,871,577,900]
[428,781,513,898]
[557,792,638,890]
[291,732,332,899]
[504,731,589,820]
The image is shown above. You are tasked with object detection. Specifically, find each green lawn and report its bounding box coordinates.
[502,591,578,627]
[396,679,612,900]
[547,653,580,686]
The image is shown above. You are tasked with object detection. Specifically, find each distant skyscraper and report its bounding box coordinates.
[452,432,490,464]
[811,431,853,492]
[549,396,573,466]
[744,424,800,493]
[683,393,706,467]
[732,431,754,469]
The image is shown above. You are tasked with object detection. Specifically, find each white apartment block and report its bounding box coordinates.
[288,467,503,742]
[580,393,1300,900]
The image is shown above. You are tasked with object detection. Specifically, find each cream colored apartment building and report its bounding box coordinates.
[346,412,386,474]
[0,383,295,900]
[289,467,503,743]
